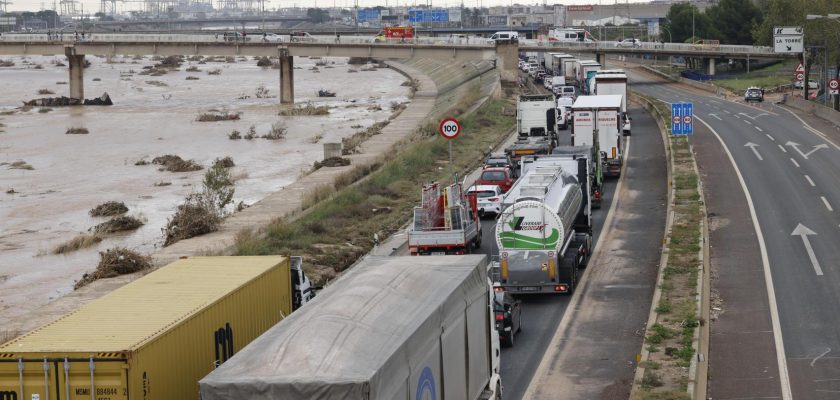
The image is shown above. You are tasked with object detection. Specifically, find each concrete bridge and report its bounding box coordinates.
[0,33,793,104]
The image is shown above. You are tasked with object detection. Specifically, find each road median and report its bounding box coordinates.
[630,92,710,400]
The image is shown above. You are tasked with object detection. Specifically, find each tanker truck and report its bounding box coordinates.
[200,255,503,400]
[494,154,592,294]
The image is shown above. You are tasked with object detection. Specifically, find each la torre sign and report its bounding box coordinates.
[774,26,804,53]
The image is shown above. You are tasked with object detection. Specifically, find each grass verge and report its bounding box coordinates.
[633,92,704,399]
[234,96,514,286]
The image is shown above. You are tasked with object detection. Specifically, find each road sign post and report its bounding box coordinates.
[829,78,839,95]
[773,26,804,54]
[671,103,693,136]
[439,118,461,179]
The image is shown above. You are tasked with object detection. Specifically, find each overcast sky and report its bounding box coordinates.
[8,0,655,13]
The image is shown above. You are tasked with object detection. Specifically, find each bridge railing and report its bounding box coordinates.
[518,38,775,55]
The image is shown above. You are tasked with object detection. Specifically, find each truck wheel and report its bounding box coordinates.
[560,249,578,294]
[496,383,502,400]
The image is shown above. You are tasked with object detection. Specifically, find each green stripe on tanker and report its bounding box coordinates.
[496,200,565,251]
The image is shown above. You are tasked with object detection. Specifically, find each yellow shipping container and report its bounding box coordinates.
[0,256,292,400]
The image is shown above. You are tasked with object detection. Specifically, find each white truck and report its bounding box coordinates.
[550,53,574,76]
[550,75,567,94]
[408,182,482,255]
[560,57,579,83]
[494,154,593,294]
[506,94,557,161]
[575,61,601,94]
[591,70,628,113]
[571,94,625,178]
[200,255,503,400]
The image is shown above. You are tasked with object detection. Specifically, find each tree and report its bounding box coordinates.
[306,8,330,24]
[706,0,762,44]
[662,3,718,43]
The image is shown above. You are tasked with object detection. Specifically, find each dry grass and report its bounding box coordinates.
[74,248,152,289]
[262,123,286,140]
[52,233,103,254]
[186,76,200,80]
[279,103,330,116]
[93,215,145,234]
[197,111,240,122]
[9,160,33,170]
[152,154,203,172]
[145,80,168,87]
[207,68,222,75]
[89,201,128,217]
[65,127,89,135]
[185,65,200,72]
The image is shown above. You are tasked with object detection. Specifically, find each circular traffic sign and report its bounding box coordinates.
[439,118,461,140]
[796,73,804,81]
[829,79,839,90]
[672,116,681,125]
[683,115,692,124]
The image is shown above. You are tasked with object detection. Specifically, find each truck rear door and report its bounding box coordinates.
[0,358,127,400]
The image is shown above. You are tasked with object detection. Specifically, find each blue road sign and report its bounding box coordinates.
[358,8,380,22]
[408,9,449,23]
[671,103,693,135]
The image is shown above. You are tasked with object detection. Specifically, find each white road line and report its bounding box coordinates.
[744,120,752,125]
[724,110,732,114]
[734,114,742,118]
[709,114,722,120]
[822,196,833,212]
[696,116,793,400]
[779,145,787,153]
[756,126,764,132]
[791,158,800,167]
[805,175,816,186]
[765,133,773,140]
[775,105,840,151]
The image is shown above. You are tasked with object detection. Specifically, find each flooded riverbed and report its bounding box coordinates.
[0,54,409,328]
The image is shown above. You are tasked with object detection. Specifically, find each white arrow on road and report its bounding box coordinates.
[745,142,763,160]
[786,141,829,159]
[708,113,722,121]
[739,112,769,120]
[791,223,823,276]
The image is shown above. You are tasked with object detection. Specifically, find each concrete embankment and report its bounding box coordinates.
[2,56,499,342]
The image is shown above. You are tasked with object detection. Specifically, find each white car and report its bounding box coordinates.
[467,185,503,218]
[262,33,282,42]
[616,38,642,48]
[543,76,554,90]
[793,79,819,90]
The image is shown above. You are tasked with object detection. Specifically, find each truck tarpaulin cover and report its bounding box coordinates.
[200,255,491,400]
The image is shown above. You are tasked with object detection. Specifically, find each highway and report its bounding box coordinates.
[630,68,840,399]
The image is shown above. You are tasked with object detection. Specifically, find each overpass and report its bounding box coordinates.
[0,33,793,104]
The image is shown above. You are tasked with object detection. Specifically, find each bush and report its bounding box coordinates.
[255,84,271,98]
[65,127,89,135]
[207,68,222,75]
[52,233,102,254]
[152,154,203,172]
[262,123,286,140]
[89,201,128,217]
[213,156,235,169]
[93,215,144,233]
[37,88,55,95]
[74,248,152,289]
[256,56,272,67]
[228,130,242,140]
[279,103,330,116]
[162,162,235,246]
[186,65,200,72]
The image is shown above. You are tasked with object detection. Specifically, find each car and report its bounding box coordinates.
[487,30,519,44]
[477,167,515,193]
[289,31,315,42]
[467,185,503,218]
[535,72,546,83]
[616,38,642,48]
[493,290,522,347]
[793,79,819,90]
[261,33,282,42]
[484,153,515,170]
[556,85,577,99]
[744,87,764,102]
[543,76,554,90]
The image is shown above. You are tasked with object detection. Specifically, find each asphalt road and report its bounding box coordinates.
[630,68,840,399]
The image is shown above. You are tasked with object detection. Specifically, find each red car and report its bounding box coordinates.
[477,167,515,193]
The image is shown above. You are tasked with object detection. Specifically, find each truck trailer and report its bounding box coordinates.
[572,94,625,178]
[506,94,557,162]
[0,256,313,400]
[591,70,628,113]
[408,182,482,255]
[495,155,592,295]
[199,255,503,400]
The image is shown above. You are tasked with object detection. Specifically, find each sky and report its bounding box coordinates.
[6,0,656,14]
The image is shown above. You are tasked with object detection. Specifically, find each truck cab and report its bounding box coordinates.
[290,256,315,310]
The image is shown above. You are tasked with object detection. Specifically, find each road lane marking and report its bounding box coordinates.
[697,115,792,399]
[764,133,773,140]
[724,110,732,114]
[739,112,770,120]
[734,114,742,118]
[822,196,833,212]
[709,113,722,120]
[792,223,824,276]
[756,126,764,132]
[791,158,800,167]
[786,141,829,159]
[805,175,815,186]
[745,142,763,160]
[811,348,832,367]
[744,120,752,125]
[779,145,787,153]
[774,105,840,151]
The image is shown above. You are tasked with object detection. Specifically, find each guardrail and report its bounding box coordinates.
[518,39,776,55]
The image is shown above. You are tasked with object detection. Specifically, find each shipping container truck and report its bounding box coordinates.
[408,182,482,255]
[495,154,592,295]
[571,94,624,178]
[199,255,503,400]
[0,256,312,400]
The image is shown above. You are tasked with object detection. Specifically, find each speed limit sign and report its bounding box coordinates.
[439,118,461,140]
[829,78,839,95]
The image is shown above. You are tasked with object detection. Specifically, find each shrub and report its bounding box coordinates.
[65,127,90,134]
[262,123,286,140]
[37,88,54,95]
[152,154,203,172]
[89,201,128,217]
[74,248,152,289]
[93,215,144,233]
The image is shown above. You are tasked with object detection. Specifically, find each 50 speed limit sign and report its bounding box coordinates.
[439,118,461,140]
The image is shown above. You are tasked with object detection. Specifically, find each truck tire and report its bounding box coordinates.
[559,249,578,294]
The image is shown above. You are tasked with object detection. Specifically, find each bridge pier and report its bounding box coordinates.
[705,58,716,76]
[278,49,294,105]
[596,52,606,67]
[65,46,85,101]
[494,40,519,85]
